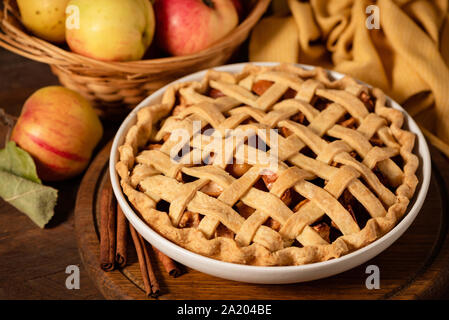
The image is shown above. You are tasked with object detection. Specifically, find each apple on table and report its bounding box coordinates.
[11,87,103,181]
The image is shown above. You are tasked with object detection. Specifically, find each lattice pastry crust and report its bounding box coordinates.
[116,64,419,266]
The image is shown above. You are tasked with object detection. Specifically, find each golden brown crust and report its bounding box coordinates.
[116,64,419,266]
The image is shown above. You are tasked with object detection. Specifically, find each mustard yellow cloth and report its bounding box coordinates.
[250,0,449,157]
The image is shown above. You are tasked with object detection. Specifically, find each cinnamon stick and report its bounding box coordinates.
[115,205,128,268]
[99,179,116,272]
[152,246,182,278]
[129,224,160,298]
[141,238,161,298]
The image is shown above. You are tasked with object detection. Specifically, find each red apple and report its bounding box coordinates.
[11,86,103,181]
[154,0,239,56]
[231,0,245,21]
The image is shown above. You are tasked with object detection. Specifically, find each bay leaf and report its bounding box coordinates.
[0,170,57,228]
[0,141,41,184]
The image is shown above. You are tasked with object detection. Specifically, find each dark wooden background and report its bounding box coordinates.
[1,48,448,300]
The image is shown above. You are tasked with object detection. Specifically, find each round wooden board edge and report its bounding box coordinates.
[389,155,449,299]
[74,140,148,300]
[74,141,449,300]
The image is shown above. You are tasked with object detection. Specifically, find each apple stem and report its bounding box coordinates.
[202,0,215,9]
[0,108,17,146]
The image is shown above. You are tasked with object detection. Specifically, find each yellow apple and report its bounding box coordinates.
[66,0,155,61]
[17,0,70,43]
[11,86,103,181]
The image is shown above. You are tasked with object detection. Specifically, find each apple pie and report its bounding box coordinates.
[116,63,419,266]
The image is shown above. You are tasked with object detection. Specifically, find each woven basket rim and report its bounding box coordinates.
[0,0,270,73]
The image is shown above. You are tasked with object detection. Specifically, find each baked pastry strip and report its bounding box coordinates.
[115,64,419,265]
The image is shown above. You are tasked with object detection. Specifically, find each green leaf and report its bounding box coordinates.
[0,141,41,184]
[0,170,57,228]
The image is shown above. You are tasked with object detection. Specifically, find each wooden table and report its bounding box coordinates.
[0,48,104,299]
[1,48,449,300]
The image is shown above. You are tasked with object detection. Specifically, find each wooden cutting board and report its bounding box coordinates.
[74,140,449,300]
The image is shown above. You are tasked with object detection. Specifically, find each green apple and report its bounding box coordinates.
[66,0,155,61]
[17,0,70,43]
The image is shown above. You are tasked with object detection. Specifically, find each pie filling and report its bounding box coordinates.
[117,64,419,265]
[146,81,386,247]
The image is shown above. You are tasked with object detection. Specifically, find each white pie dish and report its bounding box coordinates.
[109,62,431,284]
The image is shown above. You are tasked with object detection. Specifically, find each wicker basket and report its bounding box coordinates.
[0,0,270,117]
